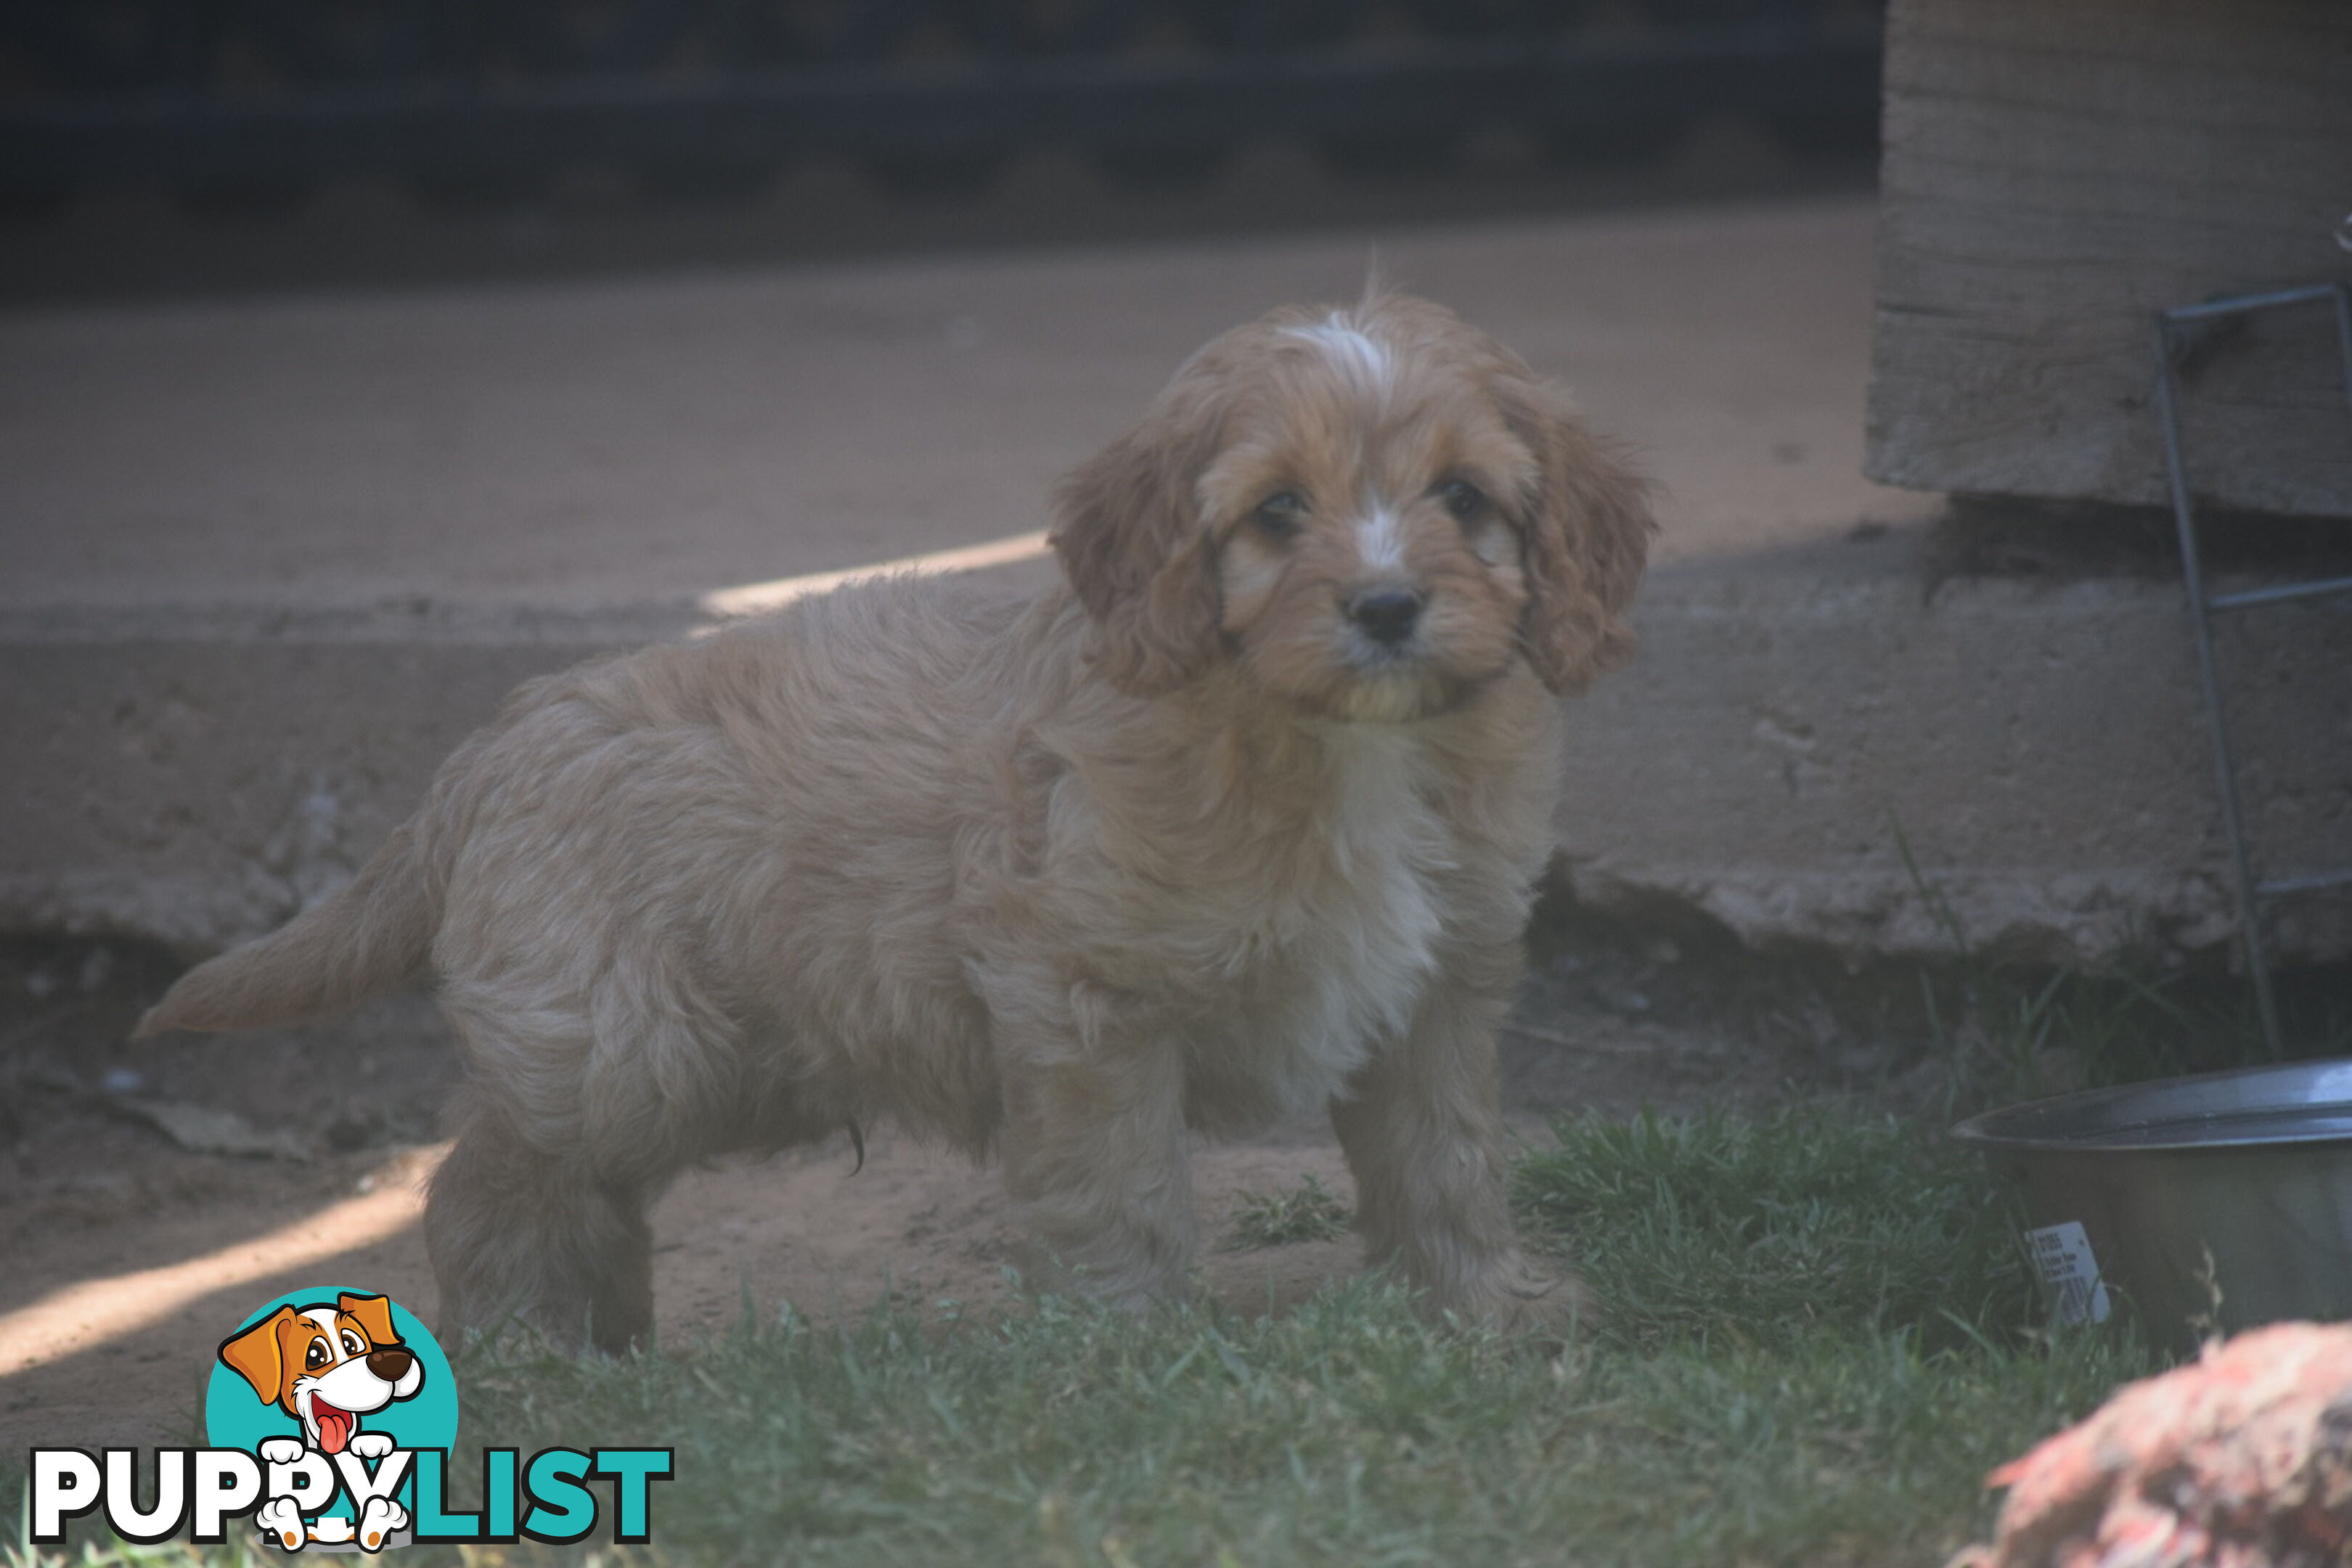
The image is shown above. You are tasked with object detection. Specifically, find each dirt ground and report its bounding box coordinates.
[0,907,1929,1456]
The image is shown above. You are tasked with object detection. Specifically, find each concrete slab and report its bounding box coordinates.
[1562,534,2350,966]
[4,195,2345,965]
[3,198,1918,612]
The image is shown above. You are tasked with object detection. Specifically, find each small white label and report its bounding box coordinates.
[2027,1220,2112,1326]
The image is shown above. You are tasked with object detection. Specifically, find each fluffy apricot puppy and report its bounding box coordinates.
[139,294,1652,1352]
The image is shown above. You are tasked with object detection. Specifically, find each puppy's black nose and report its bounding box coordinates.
[367,1347,414,1382]
[1347,588,1426,647]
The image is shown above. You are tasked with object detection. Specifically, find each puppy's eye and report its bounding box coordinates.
[306,1339,330,1370]
[1251,492,1306,540]
[341,1329,366,1357]
[1438,478,1487,522]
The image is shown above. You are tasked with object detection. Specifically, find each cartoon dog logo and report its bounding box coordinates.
[217,1292,422,1550]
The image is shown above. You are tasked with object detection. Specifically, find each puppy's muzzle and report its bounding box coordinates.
[1347,587,1426,648]
[366,1347,415,1382]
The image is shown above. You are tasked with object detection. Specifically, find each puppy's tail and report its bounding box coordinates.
[134,816,440,1039]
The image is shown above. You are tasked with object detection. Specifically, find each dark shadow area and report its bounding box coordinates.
[0,127,1875,310]
[1515,872,2352,1123]
[1928,495,2352,588]
[1,0,1885,306]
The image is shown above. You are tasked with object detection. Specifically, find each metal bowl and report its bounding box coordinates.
[1951,1058,2352,1352]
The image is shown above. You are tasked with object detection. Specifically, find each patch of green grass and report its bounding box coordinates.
[6,1108,2157,1568]
[1513,1105,2033,1354]
[1225,1174,1352,1249]
[421,1289,2137,1568]
[1927,963,2258,1114]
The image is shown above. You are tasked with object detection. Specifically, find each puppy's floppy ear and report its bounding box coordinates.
[219,1306,297,1405]
[1493,372,1655,695]
[338,1292,401,1347]
[1050,382,1228,696]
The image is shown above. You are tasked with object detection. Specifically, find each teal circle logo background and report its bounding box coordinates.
[203,1287,457,1521]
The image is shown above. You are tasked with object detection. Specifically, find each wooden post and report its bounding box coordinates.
[1866,0,2352,518]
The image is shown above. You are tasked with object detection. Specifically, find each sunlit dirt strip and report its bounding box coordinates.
[0,1146,445,1378]
[697,529,1050,620]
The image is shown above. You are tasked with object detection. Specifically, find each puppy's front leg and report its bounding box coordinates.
[997,997,1194,1310]
[1331,963,1572,1333]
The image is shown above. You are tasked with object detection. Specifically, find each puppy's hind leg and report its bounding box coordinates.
[428,942,747,1355]
[427,1097,655,1356]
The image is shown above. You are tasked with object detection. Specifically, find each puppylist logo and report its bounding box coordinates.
[28,1286,671,1552]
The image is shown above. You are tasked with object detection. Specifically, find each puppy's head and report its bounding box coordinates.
[217,1292,423,1455]
[1051,295,1652,719]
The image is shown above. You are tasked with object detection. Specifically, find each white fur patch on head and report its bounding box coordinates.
[1283,313,1392,398]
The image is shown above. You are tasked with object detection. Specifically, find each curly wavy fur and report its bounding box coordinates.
[139,294,1652,1353]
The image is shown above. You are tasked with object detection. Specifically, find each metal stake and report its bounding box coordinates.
[2151,282,2352,1058]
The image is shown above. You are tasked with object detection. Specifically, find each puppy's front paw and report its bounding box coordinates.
[256,1495,306,1551]
[347,1432,394,1461]
[258,1437,306,1466]
[358,1497,408,1552]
